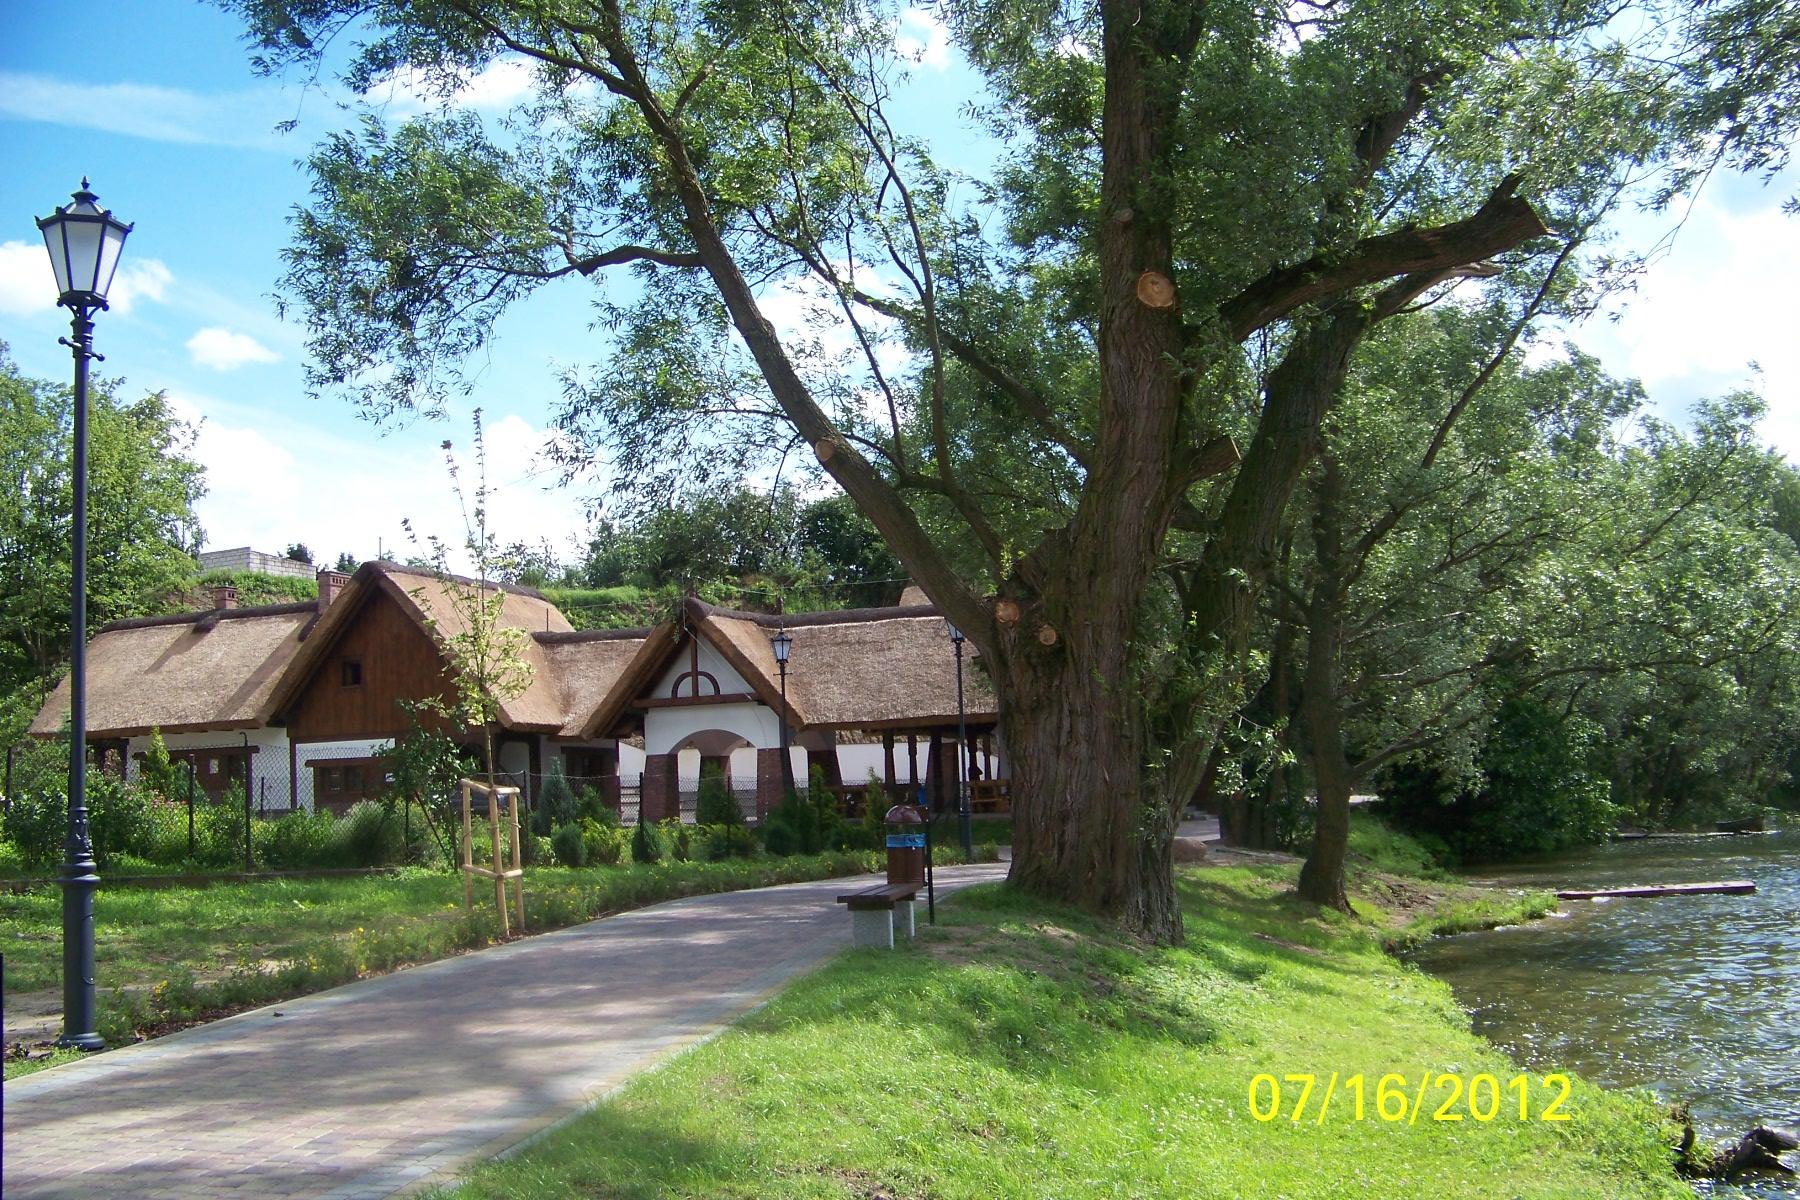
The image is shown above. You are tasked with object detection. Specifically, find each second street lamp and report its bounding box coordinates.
[771,627,795,799]
[38,179,132,1052]
[946,621,972,858]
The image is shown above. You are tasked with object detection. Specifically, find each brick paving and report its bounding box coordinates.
[3,863,1008,1199]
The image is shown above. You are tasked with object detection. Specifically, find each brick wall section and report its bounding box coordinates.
[755,748,785,820]
[640,754,676,823]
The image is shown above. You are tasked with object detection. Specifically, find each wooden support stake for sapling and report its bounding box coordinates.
[460,778,526,936]
[460,780,474,912]
[489,782,507,937]
[510,787,525,933]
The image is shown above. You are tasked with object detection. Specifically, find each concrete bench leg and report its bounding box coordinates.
[894,898,916,940]
[851,907,895,949]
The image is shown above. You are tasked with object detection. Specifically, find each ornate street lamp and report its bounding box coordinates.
[946,621,972,858]
[771,627,796,799]
[38,179,131,1052]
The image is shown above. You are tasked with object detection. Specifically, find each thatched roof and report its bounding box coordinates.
[534,628,658,737]
[30,603,318,738]
[577,596,998,735]
[39,562,1000,747]
[265,561,580,734]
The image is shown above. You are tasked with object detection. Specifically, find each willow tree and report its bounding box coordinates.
[225,0,1741,940]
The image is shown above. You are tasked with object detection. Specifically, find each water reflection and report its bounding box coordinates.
[1411,830,1800,1197]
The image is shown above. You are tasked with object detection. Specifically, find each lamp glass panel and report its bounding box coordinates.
[94,221,128,300]
[40,223,74,297]
[63,219,104,296]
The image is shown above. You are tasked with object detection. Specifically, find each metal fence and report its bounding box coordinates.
[674,777,759,824]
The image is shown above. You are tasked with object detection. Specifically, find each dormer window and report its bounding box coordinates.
[340,660,363,687]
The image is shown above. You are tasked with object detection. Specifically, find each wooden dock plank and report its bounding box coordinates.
[1556,880,1756,900]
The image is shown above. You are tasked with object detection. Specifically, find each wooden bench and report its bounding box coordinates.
[969,780,1010,814]
[836,882,921,948]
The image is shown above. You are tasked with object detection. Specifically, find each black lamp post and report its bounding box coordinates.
[946,621,972,858]
[771,627,795,799]
[38,179,131,1053]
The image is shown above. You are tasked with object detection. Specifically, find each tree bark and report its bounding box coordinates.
[997,625,1181,943]
[1296,456,1354,912]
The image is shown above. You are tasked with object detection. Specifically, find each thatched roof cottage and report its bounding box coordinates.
[33,561,1004,820]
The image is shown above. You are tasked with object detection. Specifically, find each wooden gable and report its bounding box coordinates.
[647,632,756,703]
[284,586,459,743]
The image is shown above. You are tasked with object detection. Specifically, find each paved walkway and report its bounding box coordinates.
[3,863,1008,1200]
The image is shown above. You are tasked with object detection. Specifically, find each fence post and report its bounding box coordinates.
[186,760,195,860]
[243,772,253,872]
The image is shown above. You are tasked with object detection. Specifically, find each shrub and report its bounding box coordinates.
[337,800,403,867]
[576,785,617,826]
[536,761,577,834]
[701,822,756,860]
[551,821,588,868]
[1377,698,1617,863]
[193,784,250,868]
[581,818,628,865]
[663,819,693,862]
[2,790,66,870]
[262,810,342,868]
[694,766,745,827]
[763,768,840,856]
[138,729,184,802]
[630,817,666,864]
[86,773,155,868]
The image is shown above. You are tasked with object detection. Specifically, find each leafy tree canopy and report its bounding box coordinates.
[0,345,206,697]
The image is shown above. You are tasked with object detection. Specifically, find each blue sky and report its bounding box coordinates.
[0,0,1794,569]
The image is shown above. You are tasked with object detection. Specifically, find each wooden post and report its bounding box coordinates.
[510,789,525,932]
[882,731,896,789]
[460,780,474,912]
[907,734,919,795]
[489,782,507,937]
[460,778,526,936]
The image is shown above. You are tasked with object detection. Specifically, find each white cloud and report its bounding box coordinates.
[0,241,171,316]
[1053,34,1095,60]
[186,326,281,371]
[170,390,588,574]
[896,8,953,70]
[378,56,542,117]
[0,71,293,149]
[0,241,54,316]
[108,259,173,314]
[1566,183,1800,460]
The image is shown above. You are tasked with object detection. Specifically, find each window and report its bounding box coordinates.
[340,660,363,687]
[321,767,344,792]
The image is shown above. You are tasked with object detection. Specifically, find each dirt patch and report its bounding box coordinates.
[1192,844,1300,867]
[791,1165,917,1200]
[1351,873,1451,926]
[1252,932,1325,956]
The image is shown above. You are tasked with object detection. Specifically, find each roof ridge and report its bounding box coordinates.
[534,627,656,644]
[365,559,556,603]
[685,597,942,628]
[97,601,320,634]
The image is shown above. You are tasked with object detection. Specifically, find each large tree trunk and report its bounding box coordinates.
[996,627,1181,944]
[1296,457,1354,912]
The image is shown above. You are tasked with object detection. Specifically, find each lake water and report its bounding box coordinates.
[1411,829,1800,1196]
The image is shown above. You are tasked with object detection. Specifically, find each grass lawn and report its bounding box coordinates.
[2,849,1001,1077]
[435,864,1685,1200]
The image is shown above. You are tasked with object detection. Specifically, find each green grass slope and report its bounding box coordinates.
[438,865,1684,1200]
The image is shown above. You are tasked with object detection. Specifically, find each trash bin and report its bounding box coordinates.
[885,803,926,887]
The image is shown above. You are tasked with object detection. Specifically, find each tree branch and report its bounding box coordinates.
[1219,176,1550,340]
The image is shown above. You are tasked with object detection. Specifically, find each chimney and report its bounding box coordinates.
[211,584,239,610]
[317,568,352,610]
